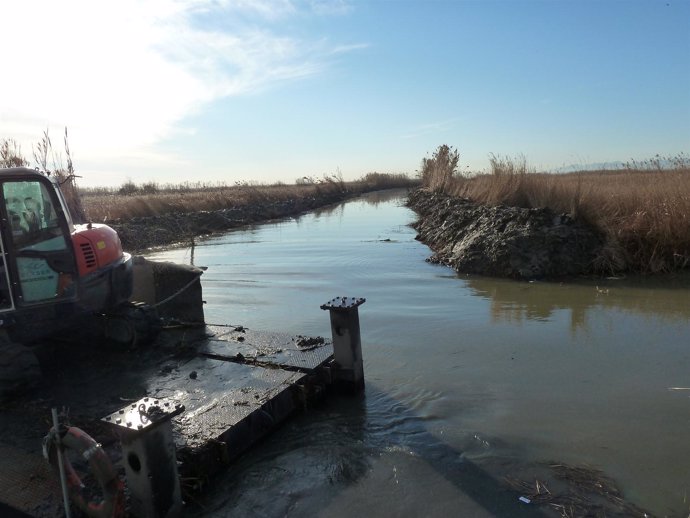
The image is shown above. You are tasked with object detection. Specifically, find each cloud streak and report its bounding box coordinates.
[399,119,459,140]
[0,0,359,169]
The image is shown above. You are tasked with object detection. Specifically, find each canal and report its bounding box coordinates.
[147,189,690,517]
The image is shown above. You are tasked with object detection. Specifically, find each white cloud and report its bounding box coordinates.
[0,0,358,173]
[220,0,297,19]
[307,0,353,16]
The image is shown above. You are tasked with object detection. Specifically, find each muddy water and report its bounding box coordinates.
[147,190,690,517]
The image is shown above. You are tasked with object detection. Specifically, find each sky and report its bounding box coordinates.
[1,0,689,187]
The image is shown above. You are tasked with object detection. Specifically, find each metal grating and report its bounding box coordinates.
[79,241,97,269]
[141,355,306,449]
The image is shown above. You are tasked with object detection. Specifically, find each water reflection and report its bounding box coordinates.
[357,189,412,207]
[466,275,690,334]
[312,201,345,219]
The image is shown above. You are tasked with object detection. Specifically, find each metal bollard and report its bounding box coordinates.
[320,296,366,394]
[102,397,185,518]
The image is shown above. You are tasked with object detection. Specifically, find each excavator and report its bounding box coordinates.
[0,167,133,338]
[0,167,201,397]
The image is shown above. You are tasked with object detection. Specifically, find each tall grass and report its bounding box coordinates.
[3,132,418,224]
[80,172,418,222]
[1,129,86,222]
[0,139,28,167]
[420,145,690,274]
[419,144,459,192]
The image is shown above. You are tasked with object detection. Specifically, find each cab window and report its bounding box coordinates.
[3,180,71,304]
[3,181,67,252]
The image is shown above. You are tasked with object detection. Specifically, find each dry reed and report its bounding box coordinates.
[1,130,86,222]
[80,173,418,222]
[420,146,690,274]
[504,463,651,517]
[2,133,417,225]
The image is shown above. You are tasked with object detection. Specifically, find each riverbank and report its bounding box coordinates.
[87,176,417,252]
[407,188,606,280]
[109,189,349,252]
[417,147,690,275]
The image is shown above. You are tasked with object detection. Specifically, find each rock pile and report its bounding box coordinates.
[407,189,604,279]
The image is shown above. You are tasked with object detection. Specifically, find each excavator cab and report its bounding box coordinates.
[0,168,133,344]
[2,177,75,307]
[0,168,205,399]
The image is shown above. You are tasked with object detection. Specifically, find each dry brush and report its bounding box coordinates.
[419,146,690,274]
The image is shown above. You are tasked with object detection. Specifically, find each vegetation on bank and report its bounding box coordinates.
[7,129,688,274]
[420,145,690,274]
[79,172,417,222]
[1,131,86,222]
[1,133,417,225]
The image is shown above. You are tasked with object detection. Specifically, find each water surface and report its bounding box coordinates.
[148,190,690,516]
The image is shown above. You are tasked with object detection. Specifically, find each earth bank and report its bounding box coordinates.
[110,190,350,252]
[407,188,606,280]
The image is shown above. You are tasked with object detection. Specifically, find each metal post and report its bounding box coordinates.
[320,296,366,394]
[51,408,72,518]
[102,397,185,518]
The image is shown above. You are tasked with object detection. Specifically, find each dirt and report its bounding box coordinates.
[407,188,606,280]
[110,191,352,252]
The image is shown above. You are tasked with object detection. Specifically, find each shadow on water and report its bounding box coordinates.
[359,386,551,518]
[194,385,549,518]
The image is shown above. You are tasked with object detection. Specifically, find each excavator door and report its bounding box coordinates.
[1,178,77,309]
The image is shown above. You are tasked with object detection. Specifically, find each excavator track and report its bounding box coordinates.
[0,330,41,401]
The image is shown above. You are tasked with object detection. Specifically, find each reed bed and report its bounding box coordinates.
[2,133,417,225]
[81,173,418,222]
[420,146,690,274]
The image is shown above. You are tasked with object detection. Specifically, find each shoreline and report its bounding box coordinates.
[110,189,362,253]
[111,185,687,280]
[407,188,608,280]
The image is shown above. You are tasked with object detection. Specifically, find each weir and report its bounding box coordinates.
[0,258,367,517]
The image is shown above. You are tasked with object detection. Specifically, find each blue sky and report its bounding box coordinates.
[1,0,688,187]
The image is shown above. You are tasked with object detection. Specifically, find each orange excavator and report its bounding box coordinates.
[0,167,169,396]
[0,167,135,342]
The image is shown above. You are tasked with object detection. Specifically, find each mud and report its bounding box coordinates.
[407,188,605,279]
